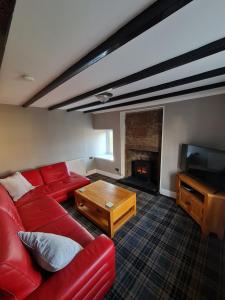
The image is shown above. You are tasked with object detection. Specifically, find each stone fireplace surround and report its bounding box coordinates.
[125,149,158,178]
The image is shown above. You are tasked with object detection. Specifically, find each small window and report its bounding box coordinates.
[94,129,114,161]
[106,129,113,155]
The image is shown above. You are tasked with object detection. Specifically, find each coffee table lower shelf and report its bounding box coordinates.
[75,195,136,238]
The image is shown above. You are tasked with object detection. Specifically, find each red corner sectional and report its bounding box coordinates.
[0,162,115,300]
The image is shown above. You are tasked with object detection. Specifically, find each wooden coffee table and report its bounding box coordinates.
[74,180,136,238]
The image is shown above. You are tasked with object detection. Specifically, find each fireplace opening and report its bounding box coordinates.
[132,160,151,181]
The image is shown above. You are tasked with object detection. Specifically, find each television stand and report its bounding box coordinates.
[176,172,225,239]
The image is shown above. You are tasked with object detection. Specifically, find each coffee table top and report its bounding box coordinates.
[75,180,135,211]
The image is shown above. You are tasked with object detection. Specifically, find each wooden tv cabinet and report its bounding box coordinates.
[176,172,225,239]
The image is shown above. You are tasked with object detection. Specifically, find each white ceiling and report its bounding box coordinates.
[0,0,225,113]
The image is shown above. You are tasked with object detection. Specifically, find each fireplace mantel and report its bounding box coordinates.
[126,145,159,153]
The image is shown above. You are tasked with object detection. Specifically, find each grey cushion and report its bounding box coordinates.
[18,231,83,272]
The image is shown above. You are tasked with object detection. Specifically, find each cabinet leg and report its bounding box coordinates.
[201,225,209,239]
[217,229,224,240]
[134,203,136,216]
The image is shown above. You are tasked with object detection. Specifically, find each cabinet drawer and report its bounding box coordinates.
[179,188,203,223]
[179,188,192,212]
[190,196,203,223]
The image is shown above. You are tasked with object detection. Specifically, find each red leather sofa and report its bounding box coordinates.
[0,162,115,299]
[20,162,91,204]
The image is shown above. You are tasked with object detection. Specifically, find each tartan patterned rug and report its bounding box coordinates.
[62,174,225,300]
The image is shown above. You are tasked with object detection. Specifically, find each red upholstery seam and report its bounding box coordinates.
[92,275,115,300]
[74,263,109,297]
[0,262,41,287]
[0,209,23,230]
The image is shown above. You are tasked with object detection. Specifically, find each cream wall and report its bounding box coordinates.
[0,104,102,176]
[93,111,121,176]
[92,94,225,193]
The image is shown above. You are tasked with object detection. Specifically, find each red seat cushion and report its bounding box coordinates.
[15,185,52,208]
[47,173,90,192]
[17,196,67,231]
[22,169,44,186]
[36,214,94,248]
[47,175,90,202]
[40,162,70,184]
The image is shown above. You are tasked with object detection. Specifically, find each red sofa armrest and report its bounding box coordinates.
[70,171,77,176]
[70,171,90,178]
[26,235,115,300]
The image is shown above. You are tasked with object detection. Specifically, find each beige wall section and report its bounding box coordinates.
[92,112,121,175]
[92,94,225,192]
[0,104,101,176]
[161,94,225,191]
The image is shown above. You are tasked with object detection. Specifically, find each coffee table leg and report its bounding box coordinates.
[109,213,114,238]
[133,195,137,216]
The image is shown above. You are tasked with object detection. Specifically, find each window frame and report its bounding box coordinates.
[105,129,113,155]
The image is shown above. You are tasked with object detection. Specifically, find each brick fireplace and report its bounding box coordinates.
[119,109,163,194]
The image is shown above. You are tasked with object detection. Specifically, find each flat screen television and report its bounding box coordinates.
[180,144,225,192]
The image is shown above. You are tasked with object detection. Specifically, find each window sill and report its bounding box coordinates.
[95,154,114,161]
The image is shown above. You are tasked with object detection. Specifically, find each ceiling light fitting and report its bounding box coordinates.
[95,92,113,103]
[22,74,35,81]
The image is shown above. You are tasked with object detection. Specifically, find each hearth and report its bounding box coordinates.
[119,158,158,194]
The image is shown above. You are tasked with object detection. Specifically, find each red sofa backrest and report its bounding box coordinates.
[22,169,44,186]
[0,186,42,299]
[40,162,70,184]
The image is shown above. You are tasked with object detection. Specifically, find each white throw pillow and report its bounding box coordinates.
[0,172,34,201]
[18,231,83,272]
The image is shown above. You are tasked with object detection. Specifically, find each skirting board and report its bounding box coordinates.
[86,169,122,180]
[86,169,98,176]
[160,188,176,199]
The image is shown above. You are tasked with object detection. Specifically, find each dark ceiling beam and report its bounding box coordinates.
[50,37,225,110]
[22,0,192,108]
[67,66,225,111]
[83,81,225,113]
[0,0,16,68]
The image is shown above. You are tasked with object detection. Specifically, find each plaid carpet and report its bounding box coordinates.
[62,174,225,300]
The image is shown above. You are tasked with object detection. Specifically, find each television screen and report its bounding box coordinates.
[180,144,225,191]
